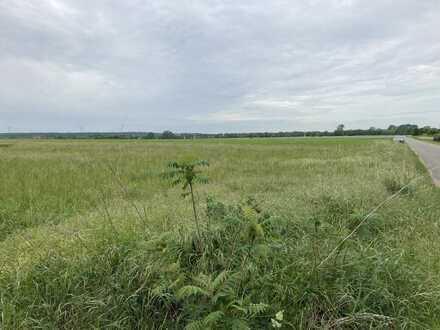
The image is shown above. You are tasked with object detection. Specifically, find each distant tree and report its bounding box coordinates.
[335,124,345,136]
[429,127,440,135]
[387,125,397,135]
[421,126,431,133]
[161,130,175,139]
[396,124,419,136]
[419,126,439,136]
[143,132,155,139]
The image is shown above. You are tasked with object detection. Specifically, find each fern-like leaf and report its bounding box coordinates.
[168,161,180,169]
[244,303,269,316]
[193,273,212,291]
[195,175,209,184]
[177,285,209,300]
[212,270,229,290]
[203,311,224,326]
[212,291,230,304]
[150,285,173,302]
[185,320,205,330]
[194,160,209,167]
[230,319,251,330]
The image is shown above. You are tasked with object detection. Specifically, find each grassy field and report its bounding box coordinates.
[415,136,440,144]
[1,137,440,329]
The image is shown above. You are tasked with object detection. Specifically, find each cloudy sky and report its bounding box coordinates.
[0,0,439,133]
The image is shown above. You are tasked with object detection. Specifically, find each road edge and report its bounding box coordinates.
[406,137,440,187]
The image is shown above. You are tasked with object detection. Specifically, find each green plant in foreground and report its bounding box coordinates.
[271,310,284,328]
[177,271,269,329]
[163,160,209,238]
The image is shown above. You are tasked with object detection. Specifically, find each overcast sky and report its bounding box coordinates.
[0,0,439,133]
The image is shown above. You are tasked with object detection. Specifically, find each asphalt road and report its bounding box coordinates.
[406,137,440,186]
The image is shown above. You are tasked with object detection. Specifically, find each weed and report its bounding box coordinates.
[383,175,415,195]
[162,160,209,238]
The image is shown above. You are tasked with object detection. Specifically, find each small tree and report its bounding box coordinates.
[162,160,209,238]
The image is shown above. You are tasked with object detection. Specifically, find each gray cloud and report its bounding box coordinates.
[0,0,439,132]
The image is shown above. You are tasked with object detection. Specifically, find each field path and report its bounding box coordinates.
[407,137,440,186]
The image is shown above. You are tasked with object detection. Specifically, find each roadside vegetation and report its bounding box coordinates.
[1,137,440,329]
[414,135,440,144]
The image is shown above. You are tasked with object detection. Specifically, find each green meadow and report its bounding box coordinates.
[1,137,440,329]
[415,136,440,144]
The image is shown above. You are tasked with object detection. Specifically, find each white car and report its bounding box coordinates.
[393,136,405,143]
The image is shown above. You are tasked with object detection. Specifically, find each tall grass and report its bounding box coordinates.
[1,138,440,329]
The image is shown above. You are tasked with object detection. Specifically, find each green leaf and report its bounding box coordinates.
[196,175,209,184]
[271,319,282,328]
[244,303,269,316]
[212,271,229,290]
[194,160,209,167]
[193,273,212,289]
[185,320,205,330]
[204,311,224,325]
[212,291,230,304]
[168,161,180,169]
[275,310,284,321]
[177,285,209,300]
[231,319,250,330]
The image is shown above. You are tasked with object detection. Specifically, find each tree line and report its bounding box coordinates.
[0,124,438,140]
